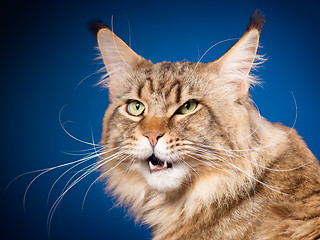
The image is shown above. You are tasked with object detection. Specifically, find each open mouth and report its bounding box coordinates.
[147,154,173,173]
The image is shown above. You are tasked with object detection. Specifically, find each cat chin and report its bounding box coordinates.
[140,163,188,192]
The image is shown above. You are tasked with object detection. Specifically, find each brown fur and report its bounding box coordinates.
[95,11,320,239]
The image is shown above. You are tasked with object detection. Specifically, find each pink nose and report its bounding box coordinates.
[143,132,163,147]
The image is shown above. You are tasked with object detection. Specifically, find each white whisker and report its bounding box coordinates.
[186,141,310,172]
[185,151,254,210]
[213,153,291,194]
[59,105,102,147]
[46,147,119,206]
[60,150,125,195]
[185,144,292,193]
[234,92,298,152]
[46,149,127,235]
[195,38,239,67]
[74,70,103,90]
[81,153,133,212]
[21,149,108,213]
[124,155,137,173]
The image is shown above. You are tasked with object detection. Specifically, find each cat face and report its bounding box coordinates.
[101,61,228,191]
[97,17,263,193]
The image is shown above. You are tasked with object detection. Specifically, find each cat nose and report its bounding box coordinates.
[143,132,164,147]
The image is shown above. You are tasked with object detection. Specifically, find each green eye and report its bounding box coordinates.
[177,100,198,115]
[127,100,145,116]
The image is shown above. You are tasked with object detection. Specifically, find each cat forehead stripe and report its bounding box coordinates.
[164,79,182,103]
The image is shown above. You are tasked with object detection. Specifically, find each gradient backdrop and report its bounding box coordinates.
[1,0,320,239]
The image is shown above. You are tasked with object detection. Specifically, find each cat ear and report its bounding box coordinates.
[96,27,143,90]
[214,11,265,100]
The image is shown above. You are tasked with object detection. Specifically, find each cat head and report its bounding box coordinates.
[95,11,265,194]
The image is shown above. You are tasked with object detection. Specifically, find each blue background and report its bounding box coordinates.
[1,0,319,239]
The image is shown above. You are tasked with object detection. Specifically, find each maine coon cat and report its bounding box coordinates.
[92,11,320,239]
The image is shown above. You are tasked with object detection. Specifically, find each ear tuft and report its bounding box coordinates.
[214,11,265,101]
[88,21,109,38]
[246,10,265,34]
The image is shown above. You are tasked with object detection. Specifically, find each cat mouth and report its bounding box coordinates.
[147,154,173,173]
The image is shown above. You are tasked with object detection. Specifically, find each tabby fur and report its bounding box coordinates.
[94,11,320,240]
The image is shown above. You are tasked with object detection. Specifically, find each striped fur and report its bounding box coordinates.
[96,11,320,240]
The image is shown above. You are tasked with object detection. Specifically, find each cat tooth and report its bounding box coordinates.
[149,160,156,170]
[163,161,168,168]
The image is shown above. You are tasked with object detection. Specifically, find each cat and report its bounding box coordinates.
[90,11,320,240]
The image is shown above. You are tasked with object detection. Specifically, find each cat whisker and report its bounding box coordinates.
[184,151,254,210]
[110,16,134,78]
[195,38,239,68]
[125,15,132,47]
[185,144,306,197]
[183,152,221,172]
[47,149,127,235]
[46,147,119,206]
[225,100,263,144]
[59,105,102,147]
[168,152,194,189]
[186,145,287,191]
[187,142,311,172]
[185,144,283,191]
[220,148,310,172]
[182,38,239,93]
[59,140,103,157]
[183,152,224,188]
[232,92,298,152]
[178,155,201,179]
[183,92,297,153]
[47,152,101,206]
[4,168,55,194]
[82,153,134,212]
[5,146,107,194]
[183,38,241,95]
[178,155,201,186]
[59,150,126,195]
[60,147,103,156]
[124,155,137,173]
[183,163,206,190]
[219,149,256,210]
[96,68,123,87]
[212,153,292,194]
[21,148,110,213]
[74,68,105,90]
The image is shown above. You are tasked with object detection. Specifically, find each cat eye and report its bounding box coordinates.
[177,100,198,115]
[127,100,145,116]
